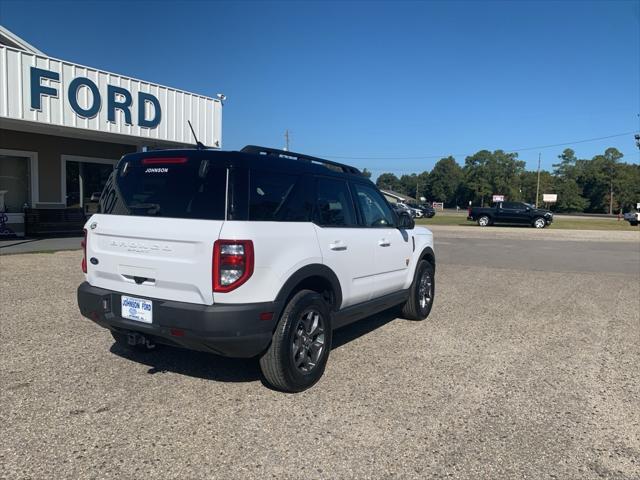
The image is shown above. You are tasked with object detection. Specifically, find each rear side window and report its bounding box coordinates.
[314,177,357,227]
[249,170,312,222]
[100,157,227,220]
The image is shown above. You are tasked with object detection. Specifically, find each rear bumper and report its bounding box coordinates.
[77,282,282,358]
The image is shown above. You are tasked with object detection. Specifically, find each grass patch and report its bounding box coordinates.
[547,218,639,231]
[416,214,640,231]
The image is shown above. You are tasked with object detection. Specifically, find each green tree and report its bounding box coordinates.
[613,163,640,212]
[464,150,493,206]
[398,172,429,200]
[580,148,624,213]
[602,147,624,214]
[375,173,402,192]
[553,148,579,178]
[464,150,525,205]
[361,168,372,179]
[552,177,588,212]
[551,148,588,212]
[519,170,553,205]
[429,156,464,206]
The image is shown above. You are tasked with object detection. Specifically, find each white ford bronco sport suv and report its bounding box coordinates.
[77,146,436,392]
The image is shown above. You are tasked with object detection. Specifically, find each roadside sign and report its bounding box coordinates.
[432,202,444,210]
[543,194,557,203]
[492,195,505,202]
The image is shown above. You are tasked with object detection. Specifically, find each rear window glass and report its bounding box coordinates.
[99,158,227,220]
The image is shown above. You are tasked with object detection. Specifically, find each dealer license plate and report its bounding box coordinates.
[121,295,153,324]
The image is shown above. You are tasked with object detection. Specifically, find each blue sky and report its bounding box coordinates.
[2,0,639,175]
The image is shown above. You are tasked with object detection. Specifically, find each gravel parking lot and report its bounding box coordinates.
[1,228,639,479]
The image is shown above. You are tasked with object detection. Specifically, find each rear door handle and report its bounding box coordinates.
[378,239,391,247]
[329,241,347,251]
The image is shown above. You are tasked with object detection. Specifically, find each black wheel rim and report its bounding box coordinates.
[418,270,433,310]
[292,309,326,373]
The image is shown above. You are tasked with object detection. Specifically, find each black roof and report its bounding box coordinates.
[121,145,366,181]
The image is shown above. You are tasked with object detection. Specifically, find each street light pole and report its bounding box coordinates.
[535,152,541,208]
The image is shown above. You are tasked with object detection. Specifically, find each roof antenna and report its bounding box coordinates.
[187,120,206,150]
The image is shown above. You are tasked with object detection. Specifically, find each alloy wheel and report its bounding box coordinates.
[418,270,433,310]
[292,309,326,373]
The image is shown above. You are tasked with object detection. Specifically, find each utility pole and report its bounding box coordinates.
[535,152,541,208]
[284,130,290,151]
[609,177,614,215]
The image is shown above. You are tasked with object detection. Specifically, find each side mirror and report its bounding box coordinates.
[397,211,415,230]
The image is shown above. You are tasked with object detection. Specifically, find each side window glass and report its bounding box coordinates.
[314,178,357,227]
[249,170,312,221]
[353,183,396,227]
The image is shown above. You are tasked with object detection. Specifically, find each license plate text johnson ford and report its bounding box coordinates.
[121,296,153,324]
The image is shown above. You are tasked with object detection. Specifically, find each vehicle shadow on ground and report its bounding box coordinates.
[108,307,400,385]
[109,342,262,383]
[331,307,399,350]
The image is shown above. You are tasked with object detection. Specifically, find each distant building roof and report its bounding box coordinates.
[380,189,417,203]
[0,26,44,55]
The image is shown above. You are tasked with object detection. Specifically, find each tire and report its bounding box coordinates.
[259,290,332,393]
[477,215,491,227]
[110,331,159,353]
[532,217,546,229]
[400,259,435,321]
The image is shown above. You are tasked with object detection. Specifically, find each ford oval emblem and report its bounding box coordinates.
[90,222,98,230]
[90,257,99,265]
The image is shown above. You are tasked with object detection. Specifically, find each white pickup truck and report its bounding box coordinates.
[623,211,639,226]
[623,204,640,226]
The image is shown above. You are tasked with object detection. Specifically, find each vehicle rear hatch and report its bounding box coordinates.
[84,153,229,305]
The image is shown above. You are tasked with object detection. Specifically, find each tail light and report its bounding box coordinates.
[213,240,254,292]
[81,228,87,273]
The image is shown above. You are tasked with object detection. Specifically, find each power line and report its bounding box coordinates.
[315,131,637,161]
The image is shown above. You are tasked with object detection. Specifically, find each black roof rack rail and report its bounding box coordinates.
[241,145,362,175]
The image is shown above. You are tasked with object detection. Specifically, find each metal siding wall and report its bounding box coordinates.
[0,45,221,147]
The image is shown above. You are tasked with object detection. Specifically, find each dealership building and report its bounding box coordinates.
[0,26,222,236]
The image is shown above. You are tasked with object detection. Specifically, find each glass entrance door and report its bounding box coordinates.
[65,157,116,214]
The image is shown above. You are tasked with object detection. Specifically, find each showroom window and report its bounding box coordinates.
[0,154,32,213]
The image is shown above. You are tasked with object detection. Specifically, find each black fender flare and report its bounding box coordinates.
[417,246,436,271]
[275,264,343,310]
